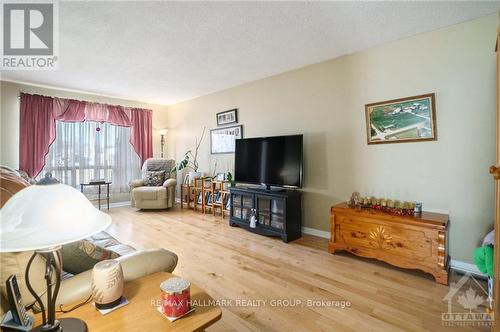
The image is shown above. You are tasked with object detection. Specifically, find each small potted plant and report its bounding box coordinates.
[226,172,235,187]
[173,127,206,181]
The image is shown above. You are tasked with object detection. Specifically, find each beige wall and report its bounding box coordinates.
[0,80,169,203]
[165,15,498,263]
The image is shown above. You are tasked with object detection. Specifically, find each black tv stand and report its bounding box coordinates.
[229,187,302,243]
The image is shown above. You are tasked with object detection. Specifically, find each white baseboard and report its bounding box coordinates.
[108,201,131,208]
[301,226,486,278]
[450,259,486,277]
[302,226,330,239]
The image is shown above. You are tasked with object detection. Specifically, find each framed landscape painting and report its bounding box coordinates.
[365,93,437,145]
[210,125,243,154]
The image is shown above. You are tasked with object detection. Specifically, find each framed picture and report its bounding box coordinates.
[365,93,437,145]
[216,109,238,126]
[210,125,243,154]
[214,192,222,204]
[215,172,226,181]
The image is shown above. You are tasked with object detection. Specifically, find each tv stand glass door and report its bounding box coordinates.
[257,196,285,230]
[231,191,253,224]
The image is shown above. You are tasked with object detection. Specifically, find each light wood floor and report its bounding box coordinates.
[107,206,488,332]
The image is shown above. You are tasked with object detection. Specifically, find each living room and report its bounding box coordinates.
[1,1,500,331]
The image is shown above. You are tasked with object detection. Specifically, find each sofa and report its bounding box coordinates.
[0,167,178,317]
[129,158,177,209]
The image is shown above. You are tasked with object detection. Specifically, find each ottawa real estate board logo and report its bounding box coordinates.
[442,273,494,328]
[1,1,58,69]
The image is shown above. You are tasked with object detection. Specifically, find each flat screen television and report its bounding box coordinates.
[234,134,303,188]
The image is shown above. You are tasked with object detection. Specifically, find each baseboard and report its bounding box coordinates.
[301,226,486,278]
[450,259,486,278]
[108,201,131,208]
[302,226,330,239]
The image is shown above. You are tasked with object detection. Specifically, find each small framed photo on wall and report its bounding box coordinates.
[216,108,238,126]
[365,93,437,145]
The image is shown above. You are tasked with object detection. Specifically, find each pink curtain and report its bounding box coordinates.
[84,103,131,127]
[130,108,153,166]
[19,94,57,178]
[19,94,153,177]
[53,98,86,122]
[85,102,108,122]
[107,105,132,127]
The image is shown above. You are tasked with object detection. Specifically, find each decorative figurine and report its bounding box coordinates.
[347,192,421,216]
[348,192,361,208]
[250,209,257,228]
[361,197,370,208]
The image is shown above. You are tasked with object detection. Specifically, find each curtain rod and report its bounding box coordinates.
[18,92,152,111]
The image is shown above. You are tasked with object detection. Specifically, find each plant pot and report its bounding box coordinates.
[188,171,202,182]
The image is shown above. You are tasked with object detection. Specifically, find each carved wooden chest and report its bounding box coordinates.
[329,203,449,285]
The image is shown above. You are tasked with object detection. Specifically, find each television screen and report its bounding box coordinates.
[234,134,303,188]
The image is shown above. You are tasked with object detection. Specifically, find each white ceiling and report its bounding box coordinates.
[2,1,499,105]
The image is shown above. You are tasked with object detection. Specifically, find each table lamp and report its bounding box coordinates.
[0,174,112,332]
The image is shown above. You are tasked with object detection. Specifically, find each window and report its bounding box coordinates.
[40,121,141,193]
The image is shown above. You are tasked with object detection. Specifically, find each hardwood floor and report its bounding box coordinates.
[107,206,489,332]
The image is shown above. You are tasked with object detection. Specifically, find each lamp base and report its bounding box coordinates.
[31,318,88,332]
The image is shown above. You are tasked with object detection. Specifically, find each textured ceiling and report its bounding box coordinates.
[2,1,499,105]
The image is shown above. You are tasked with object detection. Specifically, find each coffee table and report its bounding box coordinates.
[34,272,222,331]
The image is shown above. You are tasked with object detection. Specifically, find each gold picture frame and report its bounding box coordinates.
[365,93,437,145]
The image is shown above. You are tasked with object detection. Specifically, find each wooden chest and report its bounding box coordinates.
[329,203,449,285]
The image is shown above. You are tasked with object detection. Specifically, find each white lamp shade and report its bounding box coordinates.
[0,183,111,252]
[159,129,168,136]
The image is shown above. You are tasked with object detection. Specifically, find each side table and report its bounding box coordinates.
[80,182,111,210]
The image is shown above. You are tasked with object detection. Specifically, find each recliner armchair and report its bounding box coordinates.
[129,158,177,209]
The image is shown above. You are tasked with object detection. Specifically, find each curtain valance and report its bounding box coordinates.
[19,93,152,177]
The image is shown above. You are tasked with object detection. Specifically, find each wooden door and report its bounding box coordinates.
[492,25,500,332]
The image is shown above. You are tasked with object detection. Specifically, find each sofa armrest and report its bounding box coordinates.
[52,249,178,310]
[57,269,93,308]
[117,248,178,281]
[163,178,177,188]
[129,179,145,188]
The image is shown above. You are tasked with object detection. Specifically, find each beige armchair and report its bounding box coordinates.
[130,158,177,209]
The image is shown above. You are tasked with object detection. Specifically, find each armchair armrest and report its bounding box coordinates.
[129,179,144,189]
[163,178,177,188]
